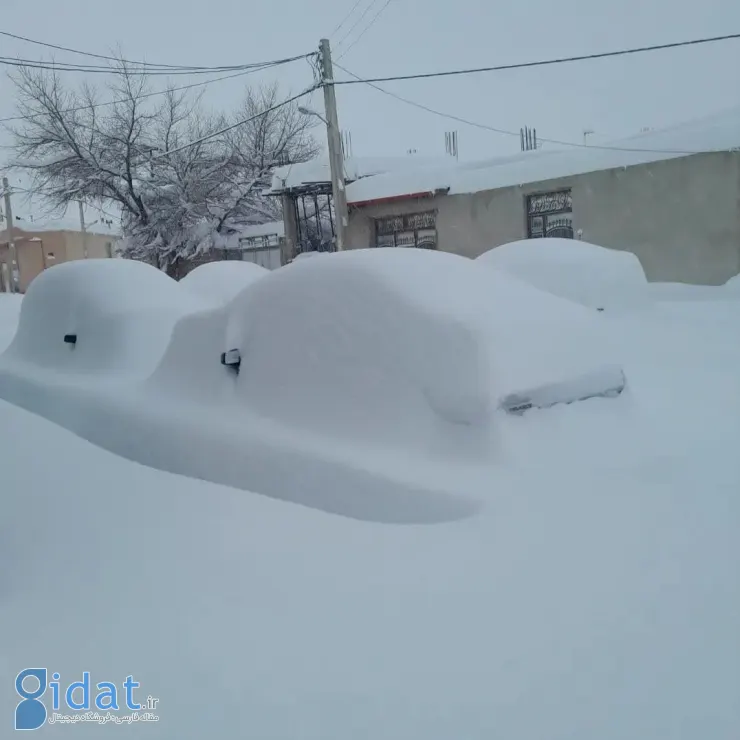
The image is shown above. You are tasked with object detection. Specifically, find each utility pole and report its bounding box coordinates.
[78,200,89,258]
[2,177,17,293]
[319,38,348,252]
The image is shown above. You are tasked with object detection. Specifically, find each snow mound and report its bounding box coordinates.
[476,238,649,311]
[291,250,327,261]
[1,259,205,379]
[146,303,234,404]
[649,282,738,301]
[0,248,623,524]
[724,274,740,292]
[224,248,619,447]
[180,260,269,304]
[0,294,23,352]
[225,248,496,459]
[321,248,617,395]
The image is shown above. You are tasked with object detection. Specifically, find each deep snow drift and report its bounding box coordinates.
[2,259,206,380]
[1,280,739,738]
[180,259,269,305]
[649,274,740,301]
[1,255,739,738]
[0,249,623,524]
[0,293,23,351]
[477,238,649,311]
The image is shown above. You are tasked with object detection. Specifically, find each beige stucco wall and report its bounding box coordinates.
[346,151,740,285]
[64,231,115,261]
[1,228,116,292]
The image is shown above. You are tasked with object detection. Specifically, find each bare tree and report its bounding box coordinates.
[7,64,319,274]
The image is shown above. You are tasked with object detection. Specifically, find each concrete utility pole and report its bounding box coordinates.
[2,177,18,293]
[319,38,348,251]
[78,200,89,258]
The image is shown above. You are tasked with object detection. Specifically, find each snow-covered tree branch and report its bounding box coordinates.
[7,64,320,274]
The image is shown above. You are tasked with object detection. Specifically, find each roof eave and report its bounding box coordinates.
[349,187,449,209]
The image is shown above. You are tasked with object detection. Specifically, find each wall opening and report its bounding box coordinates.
[526,190,573,239]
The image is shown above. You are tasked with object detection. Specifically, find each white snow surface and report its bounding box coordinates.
[1,283,739,738]
[0,294,23,352]
[291,249,327,261]
[0,249,622,524]
[270,155,451,193]
[180,260,270,305]
[477,238,649,311]
[345,107,740,204]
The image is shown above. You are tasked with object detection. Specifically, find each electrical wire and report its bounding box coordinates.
[150,86,320,159]
[0,53,310,76]
[329,0,366,38]
[335,0,381,51]
[0,183,119,224]
[333,62,719,155]
[0,29,311,72]
[0,60,306,124]
[333,32,740,85]
[337,0,396,60]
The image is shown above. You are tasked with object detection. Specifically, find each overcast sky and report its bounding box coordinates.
[2,0,740,173]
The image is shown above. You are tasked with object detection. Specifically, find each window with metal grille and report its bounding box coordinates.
[526,190,573,239]
[374,211,438,249]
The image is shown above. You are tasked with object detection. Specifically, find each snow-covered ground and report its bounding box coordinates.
[0,293,22,352]
[0,249,739,738]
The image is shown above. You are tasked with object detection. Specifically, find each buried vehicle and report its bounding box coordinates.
[476,237,649,312]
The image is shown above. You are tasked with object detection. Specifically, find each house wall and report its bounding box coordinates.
[1,228,116,293]
[64,232,115,261]
[346,151,740,285]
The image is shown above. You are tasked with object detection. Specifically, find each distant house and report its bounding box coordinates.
[271,112,740,285]
[237,221,285,270]
[170,221,286,279]
[268,157,449,263]
[0,225,118,293]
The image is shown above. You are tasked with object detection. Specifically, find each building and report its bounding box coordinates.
[168,221,287,280]
[272,111,740,285]
[238,221,285,270]
[0,225,117,293]
[269,156,449,263]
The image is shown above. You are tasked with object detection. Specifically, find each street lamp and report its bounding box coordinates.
[298,106,328,125]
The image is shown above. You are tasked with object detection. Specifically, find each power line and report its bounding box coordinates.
[0,29,313,73]
[150,86,319,159]
[334,62,716,155]
[0,184,119,224]
[335,0,381,51]
[0,61,299,124]
[337,0,396,60]
[330,0,366,38]
[0,29,249,70]
[0,53,310,76]
[333,32,740,85]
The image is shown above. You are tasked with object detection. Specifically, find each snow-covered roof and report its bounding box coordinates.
[345,107,740,205]
[15,220,120,237]
[237,221,285,239]
[269,156,452,194]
